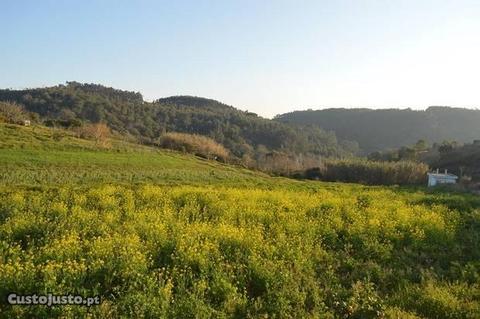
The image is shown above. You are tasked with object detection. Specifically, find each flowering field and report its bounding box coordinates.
[1,184,479,318]
[0,124,479,318]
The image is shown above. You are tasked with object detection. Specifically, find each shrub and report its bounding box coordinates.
[158,132,229,161]
[44,118,83,128]
[75,123,110,146]
[0,102,30,125]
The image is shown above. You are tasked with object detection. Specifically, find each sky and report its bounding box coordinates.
[1,0,480,118]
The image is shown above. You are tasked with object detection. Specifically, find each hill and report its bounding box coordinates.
[0,82,358,162]
[1,122,479,318]
[275,107,480,153]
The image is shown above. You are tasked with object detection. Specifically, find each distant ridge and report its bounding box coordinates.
[275,107,480,153]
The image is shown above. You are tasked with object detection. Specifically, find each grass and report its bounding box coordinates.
[0,123,479,318]
[0,124,279,187]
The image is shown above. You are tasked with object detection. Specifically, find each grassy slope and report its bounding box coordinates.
[1,123,479,318]
[0,124,288,187]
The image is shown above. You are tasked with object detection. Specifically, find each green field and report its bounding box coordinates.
[0,124,278,188]
[1,124,479,318]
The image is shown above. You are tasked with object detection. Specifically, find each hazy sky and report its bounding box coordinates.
[2,0,480,117]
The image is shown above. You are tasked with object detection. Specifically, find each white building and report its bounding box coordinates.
[427,169,458,187]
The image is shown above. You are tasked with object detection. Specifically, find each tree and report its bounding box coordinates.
[414,139,429,151]
[438,140,458,154]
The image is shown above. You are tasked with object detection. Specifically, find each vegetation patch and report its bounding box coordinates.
[0,184,479,318]
[158,132,229,162]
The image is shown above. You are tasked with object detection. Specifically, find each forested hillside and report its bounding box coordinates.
[276,107,480,153]
[0,83,358,161]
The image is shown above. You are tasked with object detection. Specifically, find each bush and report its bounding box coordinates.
[0,102,30,125]
[158,132,229,162]
[44,118,82,128]
[75,123,110,146]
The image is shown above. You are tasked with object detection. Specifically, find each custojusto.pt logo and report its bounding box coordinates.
[7,293,100,307]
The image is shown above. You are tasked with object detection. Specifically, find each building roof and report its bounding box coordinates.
[427,173,458,179]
